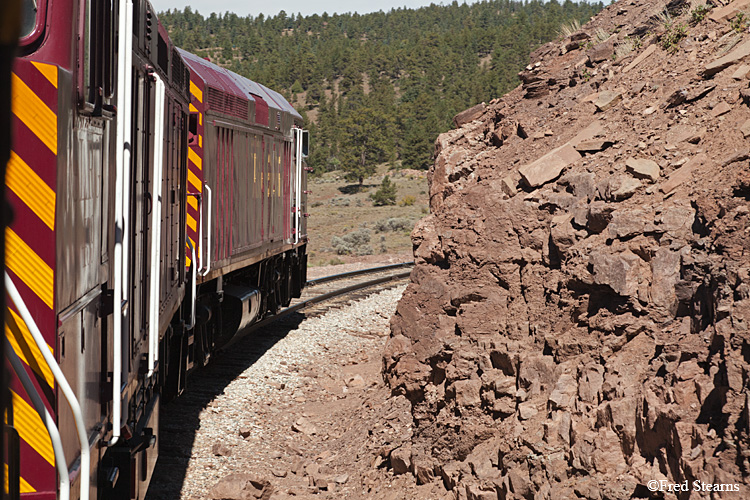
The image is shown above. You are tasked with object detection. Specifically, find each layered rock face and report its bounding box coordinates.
[384,0,750,498]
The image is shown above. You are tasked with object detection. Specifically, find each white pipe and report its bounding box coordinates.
[201,186,212,276]
[197,193,203,274]
[294,129,302,245]
[110,0,133,447]
[187,242,197,330]
[147,75,165,378]
[5,274,89,500]
[6,340,70,500]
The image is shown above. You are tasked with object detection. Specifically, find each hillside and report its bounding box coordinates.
[384,0,750,497]
[159,1,603,176]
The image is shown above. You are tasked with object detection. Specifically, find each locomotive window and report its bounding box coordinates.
[78,0,117,111]
[188,113,198,145]
[103,0,115,98]
[20,0,38,38]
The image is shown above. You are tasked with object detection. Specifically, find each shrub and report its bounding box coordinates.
[690,4,712,25]
[399,195,416,206]
[331,228,374,256]
[731,12,749,32]
[330,197,351,207]
[661,20,687,54]
[370,176,398,206]
[374,217,413,233]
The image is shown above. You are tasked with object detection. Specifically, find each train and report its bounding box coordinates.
[3,0,309,499]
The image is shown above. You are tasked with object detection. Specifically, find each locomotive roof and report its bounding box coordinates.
[177,47,301,124]
[260,84,303,122]
[176,48,253,105]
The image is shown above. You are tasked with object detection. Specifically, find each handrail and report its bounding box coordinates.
[188,193,202,274]
[147,73,166,379]
[5,340,70,500]
[110,0,134,448]
[5,273,89,500]
[201,185,212,277]
[187,240,197,330]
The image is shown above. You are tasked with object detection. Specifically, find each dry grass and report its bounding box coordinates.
[558,19,581,39]
[306,163,429,267]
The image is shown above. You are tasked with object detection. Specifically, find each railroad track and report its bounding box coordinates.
[221,262,414,350]
[147,264,412,500]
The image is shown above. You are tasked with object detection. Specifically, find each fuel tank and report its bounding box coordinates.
[221,284,262,338]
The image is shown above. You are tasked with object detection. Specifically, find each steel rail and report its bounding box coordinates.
[305,261,414,287]
[221,266,413,350]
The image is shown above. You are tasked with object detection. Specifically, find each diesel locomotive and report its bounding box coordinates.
[3,0,309,498]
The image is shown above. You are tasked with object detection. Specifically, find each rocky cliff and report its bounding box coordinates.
[384,0,750,498]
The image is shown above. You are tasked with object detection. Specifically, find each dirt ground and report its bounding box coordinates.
[306,165,429,268]
[146,285,452,500]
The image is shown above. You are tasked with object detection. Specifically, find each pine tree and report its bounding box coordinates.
[370,176,398,206]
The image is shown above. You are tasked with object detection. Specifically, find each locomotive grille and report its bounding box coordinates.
[207,86,248,120]
[171,49,185,91]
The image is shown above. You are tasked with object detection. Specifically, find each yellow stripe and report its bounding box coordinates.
[199,135,202,148]
[11,73,57,155]
[6,228,54,309]
[188,147,202,170]
[190,81,203,103]
[187,196,198,210]
[21,476,34,493]
[186,255,191,267]
[187,215,196,232]
[6,308,54,388]
[6,151,56,230]
[189,103,198,113]
[4,465,37,494]
[11,390,54,467]
[31,61,57,88]
[188,169,202,192]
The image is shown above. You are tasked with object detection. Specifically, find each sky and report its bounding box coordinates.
[150,0,470,18]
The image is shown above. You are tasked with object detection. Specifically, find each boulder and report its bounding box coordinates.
[703,39,750,77]
[587,36,616,63]
[574,139,614,153]
[453,379,482,407]
[625,158,660,182]
[453,103,486,127]
[709,0,750,22]
[660,153,706,194]
[594,90,622,112]
[518,143,581,187]
[589,250,645,297]
[623,44,657,73]
[710,101,731,118]
[209,474,273,500]
[390,446,412,475]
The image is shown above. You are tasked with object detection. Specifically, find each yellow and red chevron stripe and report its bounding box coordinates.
[186,78,205,268]
[5,58,59,496]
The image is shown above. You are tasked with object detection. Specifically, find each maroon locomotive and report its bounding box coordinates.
[3,0,308,498]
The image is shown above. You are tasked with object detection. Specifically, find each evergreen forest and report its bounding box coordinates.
[159,0,603,178]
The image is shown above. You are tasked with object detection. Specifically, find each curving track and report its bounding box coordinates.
[146,262,413,499]
[221,262,414,350]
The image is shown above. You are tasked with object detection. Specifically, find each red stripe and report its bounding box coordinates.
[17,433,56,494]
[7,318,56,411]
[15,62,58,114]
[11,116,57,189]
[6,269,57,344]
[7,191,56,267]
